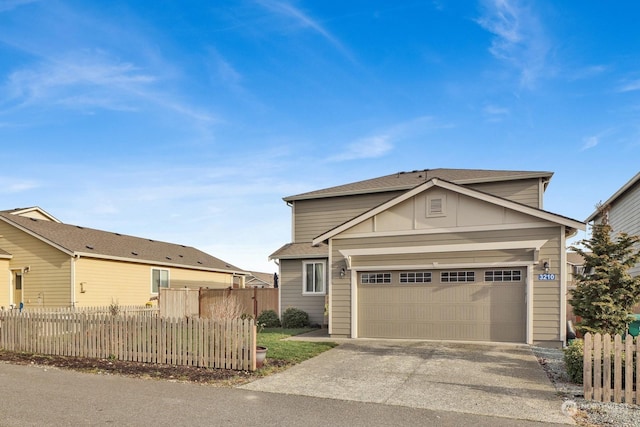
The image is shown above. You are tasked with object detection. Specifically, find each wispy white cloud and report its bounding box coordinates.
[0,178,40,194]
[1,50,216,123]
[0,0,39,12]
[476,0,550,88]
[483,104,510,122]
[618,79,640,93]
[327,116,448,162]
[4,51,154,108]
[328,135,393,162]
[255,0,354,61]
[580,129,612,151]
[569,65,608,81]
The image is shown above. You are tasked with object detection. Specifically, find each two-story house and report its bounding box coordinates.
[270,169,585,347]
[586,171,640,277]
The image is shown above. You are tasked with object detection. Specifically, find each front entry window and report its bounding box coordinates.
[303,261,325,295]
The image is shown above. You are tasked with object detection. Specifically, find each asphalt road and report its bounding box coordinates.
[0,363,568,427]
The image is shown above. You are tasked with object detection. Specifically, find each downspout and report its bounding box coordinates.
[71,254,79,307]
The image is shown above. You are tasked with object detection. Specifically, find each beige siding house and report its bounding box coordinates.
[586,171,640,277]
[0,207,248,309]
[270,169,585,347]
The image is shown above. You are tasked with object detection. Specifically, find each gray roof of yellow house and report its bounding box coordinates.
[0,209,247,275]
[284,168,553,201]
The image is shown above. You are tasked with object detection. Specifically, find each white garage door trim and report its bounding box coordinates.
[351,261,535,344]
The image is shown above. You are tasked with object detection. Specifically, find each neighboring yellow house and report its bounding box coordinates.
[0,207,248,309]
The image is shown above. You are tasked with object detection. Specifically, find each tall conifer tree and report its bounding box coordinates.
[570,208,640,335]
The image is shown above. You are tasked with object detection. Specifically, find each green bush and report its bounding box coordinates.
[281,307,310,328]
[564,339,584,383]
[257,310,281,328]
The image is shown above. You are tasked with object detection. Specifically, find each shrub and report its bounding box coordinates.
[281,307,310,328]
[210,294,244,321]
[257,310,281,328]
[564,339,584,383]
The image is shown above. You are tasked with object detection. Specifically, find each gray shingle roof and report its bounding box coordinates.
[284,168,553,201]
[0,211,246,274]
[269,242,328,260]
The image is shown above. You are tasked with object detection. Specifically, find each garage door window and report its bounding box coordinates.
[361,273,392,284]
[484,270,521,282]
[400,272,432,283]
[303,261,325,295]
[441,271,475,283]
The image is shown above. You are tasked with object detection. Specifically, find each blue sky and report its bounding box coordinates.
[0,0,638,272]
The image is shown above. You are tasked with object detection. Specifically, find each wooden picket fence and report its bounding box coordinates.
[0,311,257,371]
[22,306,159,316]
[583,333,639,404]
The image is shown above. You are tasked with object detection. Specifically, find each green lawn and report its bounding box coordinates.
[256,328,337,365]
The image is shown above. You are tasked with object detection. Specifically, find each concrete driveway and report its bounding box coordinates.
[240,339,574,425]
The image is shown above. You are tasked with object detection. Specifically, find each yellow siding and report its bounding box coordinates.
[0,220,72,308]
[74,257,235,306]
[0,259,10,308]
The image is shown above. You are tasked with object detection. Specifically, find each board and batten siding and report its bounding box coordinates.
[292,192,402,242]
[279,259,326,325]
[604,181,640,277]
[330,226,563,345]
[468,178,542,209]
[74,258,235,306]
[0,220,72,307]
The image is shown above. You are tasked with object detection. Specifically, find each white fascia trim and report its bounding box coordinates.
[333,222,555,241]
[527,264,534,344]
[0,254,12,259]
[313,178,584,245]
[339,240,548,258]
[0,216,74,256]
[9,207,62,223]
[73,251,249,275]
[586,171,640,222]
[560,227,567,346]
[350,268,358,339]
[328,239,333,335]
[351,261,535,271]
[269,254,327,260]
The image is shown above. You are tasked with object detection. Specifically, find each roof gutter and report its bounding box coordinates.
[73,251,250,276]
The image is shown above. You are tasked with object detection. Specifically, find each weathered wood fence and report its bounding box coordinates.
[22,306,159,316]
[159,287,279,319]
[583,333,639,404]
[159,289,199,318]
[200,288,279,320]
[0,311,257,371]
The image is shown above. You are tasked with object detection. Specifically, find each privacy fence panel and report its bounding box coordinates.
[583,333,640,404]
[159,288,199,318]
[0,311,256,371]
[199,288,279,319]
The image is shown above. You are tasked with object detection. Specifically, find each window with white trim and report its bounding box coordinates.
[441,271,475,283]
[303,261,325,294]
[361,272,392,284]
[484,270,522,282]
[400,272,432,283]
[151,268,169,294]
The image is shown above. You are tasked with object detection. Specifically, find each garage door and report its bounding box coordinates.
[357,268,526,343]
